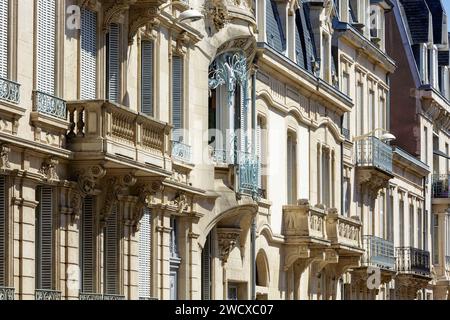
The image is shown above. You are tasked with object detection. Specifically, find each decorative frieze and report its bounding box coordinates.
[39,157,59,181]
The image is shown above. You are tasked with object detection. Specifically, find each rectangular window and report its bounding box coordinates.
[424,127,428,165]
[433,135,439,175]
[409,204,415,247]
[341,72,350,95]
[343,178,350,217]
[36,186,54,290]
[172,56,184,141]
[256,117,263,190]
[80,8,97,100]
[433,214,439,264]
[104,203,119,295]
[322,150,331,207]
[399,199,404,247]
[138,208,152,299]
[380,97,386,131]
[170,218,179,259]
[379,193,385,238]
[417,208,422,250]
[446,143,449,174]
[201,233,212,300]
[287,133,297,204]
[424,210,428,251]
[36,0,56,95]
[0,0,9,79]
[368,89,374,134]
[0,176,6,287]
[388,192,394,241]
[81,196,95,293]
[357,82,364,135]
[106,23,120,103]
[141,41,154,116]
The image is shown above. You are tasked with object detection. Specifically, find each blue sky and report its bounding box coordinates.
[445,1,450,30]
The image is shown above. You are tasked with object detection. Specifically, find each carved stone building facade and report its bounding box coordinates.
[0,0,447,301]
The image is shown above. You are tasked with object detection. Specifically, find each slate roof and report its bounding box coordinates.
[424,0,446,45]
[398,0,432,44]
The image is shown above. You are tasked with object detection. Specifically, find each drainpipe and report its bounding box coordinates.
[251,65,257,300]
[251,218,257,300]
[341,115,344,215]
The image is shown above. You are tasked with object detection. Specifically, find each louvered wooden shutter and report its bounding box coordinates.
[107,24,120,103]
[0,0,8,79]
[80,8,97,100]
[265,0,285,52]
[104,203,118,294]
[0,176,6,286]
[37,186,53,290]
[36,0,56,95]
[201,234,211,300]
[172,56,183,141]
[138,208,152,299]
[82,196,95,293]
[141,41,154,116]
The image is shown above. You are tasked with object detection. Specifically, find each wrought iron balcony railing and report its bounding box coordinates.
[432,174,450,198]
[0,287,15,300]
[210,148,233,165]
[362,235,395,270]
[396,247,430,276]
[103,294,126,300]
[171,140,192,163]
[0,77,20,104]
[237,151,260,198]
[33,91,67,120]
[35,289,62,300]
[79,292,104,300]
[356,136,393,173]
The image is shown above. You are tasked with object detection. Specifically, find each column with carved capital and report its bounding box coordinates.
[156,208,171,300]
[121,195,139,300]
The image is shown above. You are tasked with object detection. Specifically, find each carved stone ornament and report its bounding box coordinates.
[77,165,106,195]
[39,157,59,181]
[172,192,190,214]
[102,0,130,31]
[217,228,241,264]
[0,144,11,170]
[128,7,159,44]
[70,190,83,224]
[132,182,161,231]
[203,0,230,31]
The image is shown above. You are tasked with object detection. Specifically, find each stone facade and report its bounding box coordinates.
[0,0,448,301]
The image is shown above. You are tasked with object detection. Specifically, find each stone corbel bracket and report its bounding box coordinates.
[128,6,160,44]
[39,156,59,182]
[76,164,106,196]
[0,144,11,171]
[217,227,241,265]
[132,181,162,231]
[100,173,137,225]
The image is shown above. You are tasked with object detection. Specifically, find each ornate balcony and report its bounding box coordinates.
[283,201,328,242]
[362,235,395,271]
[396,247,430,276]
[282,200,333,271]
[67,100,171,172]
[356,136,393,173]
[432,174,450,198]
[237,151,260,198]
[0,77,20,104]
[33,91,67,120]
[79,293,104,300]
[0,287,15,300]
[355,136,393,194]
[35,289,62,300]
[326,210,363,254]
[103,294,126,300]
[171,140,192,164]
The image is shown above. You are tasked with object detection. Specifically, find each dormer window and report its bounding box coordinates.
[369,4,385,50]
